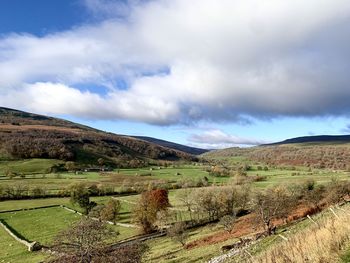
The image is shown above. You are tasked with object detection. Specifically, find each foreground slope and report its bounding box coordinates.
[0,107,197,166]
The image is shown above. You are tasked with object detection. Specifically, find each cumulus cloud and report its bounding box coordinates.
[188,129,269,149]
[1,0,350,125]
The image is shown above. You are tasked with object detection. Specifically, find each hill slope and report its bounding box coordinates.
[202,134,350,170]
[0,107,197,167]
[264,134,350,146]
[132,136,209,155]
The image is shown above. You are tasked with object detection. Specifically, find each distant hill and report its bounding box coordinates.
[263,135,350,146]
[132,136,209,155]
[0,107,197,167]
[202,134,350,170]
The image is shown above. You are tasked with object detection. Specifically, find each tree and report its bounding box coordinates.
[177,189,196,221]
[219,215,236,233]
[100,199,121,224]
[134,189,170,233]
[5,169,16,179]
[167,222,189,246]
[101,242,148,263]
[50,219,147,263]
[253,186,295,235]
[49,218,115,263]
[65,161,76,172]
[97,158,105,169]
[70,184,96,214]
[303,183,325,211]
[89,204,106,219]
[324,179,350,205]
[194,189,220,220]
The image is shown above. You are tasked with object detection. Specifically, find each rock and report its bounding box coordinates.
[28,241,42,251]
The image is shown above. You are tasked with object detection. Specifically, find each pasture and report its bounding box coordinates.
[1,160,350,262]
[0,225,45,263]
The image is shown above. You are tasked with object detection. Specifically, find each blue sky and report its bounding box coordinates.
[1,0,350,148]
[0,0,89,36]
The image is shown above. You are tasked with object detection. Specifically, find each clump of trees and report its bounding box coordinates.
[0,184,48,200]
[176,185,250,224]
[133,189,170,233]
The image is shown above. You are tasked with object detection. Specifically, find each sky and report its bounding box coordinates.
[1,0,350,149]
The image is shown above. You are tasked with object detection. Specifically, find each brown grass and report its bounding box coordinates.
[253,206,350,263]
[184,203,319,250]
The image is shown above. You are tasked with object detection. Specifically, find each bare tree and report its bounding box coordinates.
[49,218,146,263]
[177,189,195,212]
[253,186,295,235]
[219,215,236,233]
[49,219,116,263]
[167,222,189,246]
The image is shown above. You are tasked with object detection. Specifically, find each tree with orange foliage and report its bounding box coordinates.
[133,189,170,233]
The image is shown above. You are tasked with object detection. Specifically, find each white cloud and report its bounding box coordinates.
[188,129,269,149]
[1,0,350,124]
[0,82,179,124]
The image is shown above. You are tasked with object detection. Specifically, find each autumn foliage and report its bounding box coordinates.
[134,189,170,233]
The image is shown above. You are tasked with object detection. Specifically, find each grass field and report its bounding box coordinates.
[0,226,45,263]
[2,159,349,196]
[143,223,237,263]
[0,205,138,261]
[0,161,217,194]
[2,160,350,262]
[0,159,62,175]
[0,207,81,245]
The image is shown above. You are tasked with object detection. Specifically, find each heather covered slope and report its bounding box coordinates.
[202,140,350,170]
[0,107,197,166]
[264,134,350,146]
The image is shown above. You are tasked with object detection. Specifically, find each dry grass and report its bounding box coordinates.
[252,206,350,263]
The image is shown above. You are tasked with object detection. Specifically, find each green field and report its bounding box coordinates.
[0,207,81,245]
[0,159,62,175]
[2,159,348,196]
[144,223,237,263]
[2,160,350,262]
[0,205,138,261]
[0,226,45,263]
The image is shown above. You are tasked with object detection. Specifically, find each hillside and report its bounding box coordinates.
[202,136,350,170]
[264,134,350,146]
[0,107,197,167]
[132,136,209,155]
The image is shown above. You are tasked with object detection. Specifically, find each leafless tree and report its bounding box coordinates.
[253,186,295,235]
[167,222,189,246]
[219,215,236,233]
[49,218,116,263]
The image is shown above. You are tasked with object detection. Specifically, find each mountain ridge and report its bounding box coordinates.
[262,134,350,146]
[0,107,197,167]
